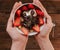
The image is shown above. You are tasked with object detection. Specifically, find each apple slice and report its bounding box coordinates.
[32,25,40,32]
[21,27,29,36]
[39,17,44,26]
[13,17,20,27]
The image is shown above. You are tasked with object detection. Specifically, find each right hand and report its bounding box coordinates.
[33,0,54,38]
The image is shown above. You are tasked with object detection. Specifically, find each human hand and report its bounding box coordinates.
[33,0,54,38]
[33,0,54,50]
[6,2,29,50]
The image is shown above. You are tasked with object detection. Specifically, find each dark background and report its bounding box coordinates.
[0,0,60,50]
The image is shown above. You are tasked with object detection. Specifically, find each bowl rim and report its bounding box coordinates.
[13,3,46,36]
[13,3,42,22]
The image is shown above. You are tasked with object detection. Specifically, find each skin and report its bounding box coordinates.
[6,2,29,50]
[33,0,54,50]
[6,0,54,50]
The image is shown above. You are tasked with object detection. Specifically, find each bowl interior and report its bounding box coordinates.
[13,3,46,36]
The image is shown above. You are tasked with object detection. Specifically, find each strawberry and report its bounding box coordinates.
[21,27,29,36]
[16,10,21,17]
[32,25,40,32]
[28,4,34,9]
[13,17,20,27]
[22,6,28,11]
[36,9,44,17]
[39,17,44,26]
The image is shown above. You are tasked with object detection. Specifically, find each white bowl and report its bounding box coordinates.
[13,3,46,36]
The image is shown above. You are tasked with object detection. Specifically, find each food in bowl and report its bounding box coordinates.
[13,3,45,36]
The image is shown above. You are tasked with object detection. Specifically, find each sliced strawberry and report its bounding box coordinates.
[39,17,44,26]
[28,4,34,9]
[16,10,21,17]
[36,9,44,17]
[21,27,29,36]
[32,25,40,32]
[22,6,28,11]
[13,17,20,27]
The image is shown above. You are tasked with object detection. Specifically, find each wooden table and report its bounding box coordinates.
[0,0,60,50]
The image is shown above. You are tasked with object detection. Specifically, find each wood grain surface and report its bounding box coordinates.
[0,0,60,50]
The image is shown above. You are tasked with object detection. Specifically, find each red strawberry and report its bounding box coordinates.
[28,4,34,9]
[16,10,21,17]
[21,27,29,36]
[39,17,44,26]
[22,6,28,11]
[13,17,20,27]
[36,9,44,17]
[32,25,40,32]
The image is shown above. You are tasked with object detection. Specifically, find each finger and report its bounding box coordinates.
[33,0,46,11]
[6,17,13,30]
[9,2,19,21]
[11,2,18,15]
[10,1,22,22]
[15,1,22,10]
[19,1,22,5]
[33,0,53,28]
[21,27,29,36]
[33,0,50,18]
[45,16,54,29]
[46,15,53,25]
[7,2,22,29]
[7,2,18,29]
[11,1,22,15]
